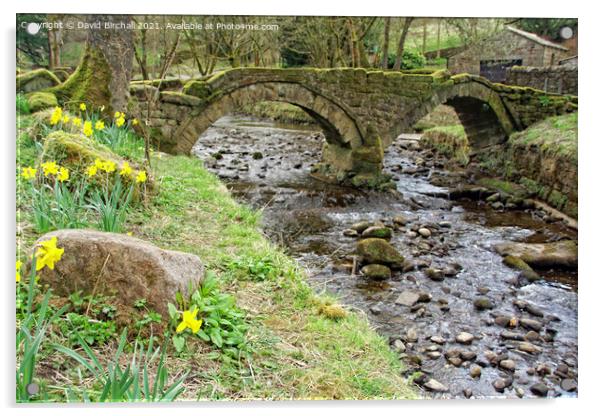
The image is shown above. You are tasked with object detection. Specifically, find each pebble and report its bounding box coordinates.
[405,328,418,343]
[392,339,406,353]
[461,351,477,361]
[499,359,516,372]
[343,229,359,237]
[395,291,421,307]
[424,378,449,393]
[520,318,543,332]
[470,365,482,378]
[406,231,418,238]
[456,332,475,344]
[516,387,525,398]
[425,268,444,281]
[426,351,442,360]
[560,378,578,392]
[463,388,473,398]
[430,336,446,344]
[418,228,432,238]
[530,383,549,397]
[501,330,525,341]
[493,378,511,392]
[518,342,542,354]
[473,297,494,310]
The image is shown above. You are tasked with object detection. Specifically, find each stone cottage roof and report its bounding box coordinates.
[505,26,569,51]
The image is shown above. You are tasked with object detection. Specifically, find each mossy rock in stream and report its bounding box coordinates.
[356,238,405,268]
[360,264,392,280]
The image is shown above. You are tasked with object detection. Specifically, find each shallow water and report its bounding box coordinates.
[193,115,578,399]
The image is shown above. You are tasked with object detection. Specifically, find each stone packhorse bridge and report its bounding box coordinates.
[130,68,577,186]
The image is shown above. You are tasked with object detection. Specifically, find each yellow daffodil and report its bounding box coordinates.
[21,166,36,180]
[57,167,69,182]
[86,165,98,177]
[115,115,125,127]
[72,117,82,127]
[136,171,147,183]
[49,107,63,125]
[35,236,64,271]
[95,120,105,131]
[94,158,104,169]
[114,111,122,118]
[101,160,116,173]
[126,231,133,236]
[79,103,87,111]
[41,161,59,177]
[83,120,93,137]
[62,115,70,124]
[119,161,132,177]
[176,307,202,334]
[16,260,22,283]
[132,118,139,126]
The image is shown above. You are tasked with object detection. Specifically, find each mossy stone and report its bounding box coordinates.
[26,91,59,113]
[356,238,404,268]
[360,264,392,280]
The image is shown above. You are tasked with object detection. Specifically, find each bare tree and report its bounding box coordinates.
[393,17,414,71]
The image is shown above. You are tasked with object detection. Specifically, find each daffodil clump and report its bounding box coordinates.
[48,103,139,140]
[16,236,65,283]
[85,158,147,185]
[22,161,70,183]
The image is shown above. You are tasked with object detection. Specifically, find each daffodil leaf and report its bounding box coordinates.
[209,328,223,348]
[172,335,185,353]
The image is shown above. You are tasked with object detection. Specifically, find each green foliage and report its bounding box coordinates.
[17,258,69,402]
[516,18,578,41]
[17,14,49,66]
[57,312,117,347]
[86,177,135,233]
[17,94,30,114]
[169,273,248,358]
[226,255,279,282]
[386,50,426,70]
[54,329,188,402]
[94,124,146,160]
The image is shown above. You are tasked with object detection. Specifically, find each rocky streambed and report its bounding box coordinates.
[192,115,578,399]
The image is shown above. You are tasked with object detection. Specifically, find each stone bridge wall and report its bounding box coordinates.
[129,67,577,187]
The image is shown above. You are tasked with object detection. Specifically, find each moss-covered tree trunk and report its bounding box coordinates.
[56,15,134,114]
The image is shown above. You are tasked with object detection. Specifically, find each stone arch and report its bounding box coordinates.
[171,82,365,154]
[387,80,517,150]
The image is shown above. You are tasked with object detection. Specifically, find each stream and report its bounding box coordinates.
[192,115,578,399]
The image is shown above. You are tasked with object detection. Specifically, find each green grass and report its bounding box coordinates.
[129,154,417,399]
[16,113,417,401]
[421,124,469,166]
[509,112,577,161]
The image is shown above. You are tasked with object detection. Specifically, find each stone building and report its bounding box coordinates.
[448,26,571,82]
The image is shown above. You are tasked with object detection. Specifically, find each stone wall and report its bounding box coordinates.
[506,66,577,95]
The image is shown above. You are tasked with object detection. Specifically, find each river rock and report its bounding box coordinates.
[520,318,543,332]
[474,297,494,310]
[560,378,577,392]
[343,229,359,237]
[430,335,446,344]
[470,365,482,378]
[499,359,516,372]
[493,377,512,392]
[494,240,577,269]
[395,290,420,307]
[356,238,405,268]
[456,332,475,344]
[351,221,373,233]
[361,226,392,239]
[501,331,525,341]
[518,342,542,354]
[405,328,419,343]
[530,383,549,397]
[29,229,204,318]
[425,268,444,281]
[360,264,392,280]
[392,339,406,353]
[424,378,449,393]
[393,215,410,226]
[418,228,432,238]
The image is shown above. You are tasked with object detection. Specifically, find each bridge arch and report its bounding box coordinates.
[171,81,365,154]
[387,80,517,150]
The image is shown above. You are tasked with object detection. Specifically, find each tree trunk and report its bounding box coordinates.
[381,17,391,69]
[57,15,134,114]
[393,17,414,71]
[422,19,428,55]
[436,19,441,59]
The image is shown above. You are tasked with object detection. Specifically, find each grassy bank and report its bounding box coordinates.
[16,112,417,401]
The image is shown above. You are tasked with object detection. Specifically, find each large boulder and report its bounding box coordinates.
[26,91,58,113]
[28,230,204,317]
[356,238,405,268]
[494,240,577,269]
